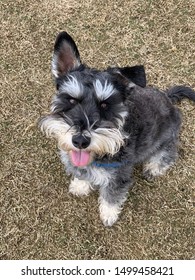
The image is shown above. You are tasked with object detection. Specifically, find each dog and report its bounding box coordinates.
[40,31,195,226]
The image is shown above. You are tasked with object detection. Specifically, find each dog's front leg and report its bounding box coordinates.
[69,177,92,196]
[99,179,131,227]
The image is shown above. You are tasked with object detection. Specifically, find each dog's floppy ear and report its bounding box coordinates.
[52,31,81,78]
[111,65,146,88]
[118,65,146,87]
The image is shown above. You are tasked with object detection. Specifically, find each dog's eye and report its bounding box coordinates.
[100,102,108,109]
[69,98,78,105]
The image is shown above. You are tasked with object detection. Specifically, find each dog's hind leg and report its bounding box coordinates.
[143,142,178,180]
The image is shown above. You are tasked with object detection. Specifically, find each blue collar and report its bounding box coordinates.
[92,160,129,169]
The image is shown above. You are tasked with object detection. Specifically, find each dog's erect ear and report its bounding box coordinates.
[52,32,81,78]
[111,65,146,88]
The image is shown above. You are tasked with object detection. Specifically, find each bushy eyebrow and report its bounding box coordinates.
[60,75,83,98]
[93,79,115,101]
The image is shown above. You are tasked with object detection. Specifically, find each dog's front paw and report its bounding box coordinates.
[69,178,92,196]
[99,198,121,227]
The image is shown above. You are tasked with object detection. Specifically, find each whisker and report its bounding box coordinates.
[62,113,74,125]
[65,124,75,135]
[78,104,90,130]
[90,119,99,130]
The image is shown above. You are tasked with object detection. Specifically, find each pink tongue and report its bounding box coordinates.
[70,150,91,167]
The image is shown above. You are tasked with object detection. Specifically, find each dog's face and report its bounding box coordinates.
[40,32,146,167]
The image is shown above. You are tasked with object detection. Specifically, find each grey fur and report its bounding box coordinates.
[40,31,195,226]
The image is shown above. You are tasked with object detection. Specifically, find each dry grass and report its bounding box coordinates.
[1,0,195,259]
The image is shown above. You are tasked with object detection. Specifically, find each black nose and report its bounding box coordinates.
[72,134,91,149]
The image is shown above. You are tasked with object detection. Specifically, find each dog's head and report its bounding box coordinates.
[40,32,146,167]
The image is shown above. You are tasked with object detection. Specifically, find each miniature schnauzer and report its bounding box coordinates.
[40,31,195,226]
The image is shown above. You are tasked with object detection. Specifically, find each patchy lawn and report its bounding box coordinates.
[1,0,194,259]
